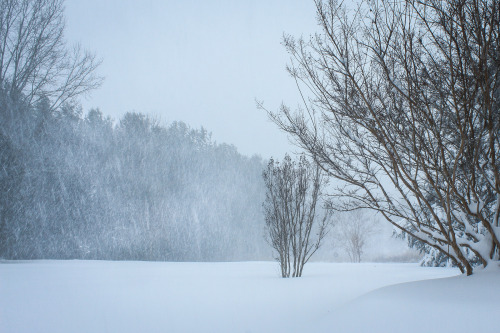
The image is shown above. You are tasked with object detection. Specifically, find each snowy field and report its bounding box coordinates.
[0,260,497,333]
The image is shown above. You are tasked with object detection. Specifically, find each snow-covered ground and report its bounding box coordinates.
[0,260,496,333]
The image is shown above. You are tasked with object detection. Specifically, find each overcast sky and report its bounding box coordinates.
[64,0,318,158]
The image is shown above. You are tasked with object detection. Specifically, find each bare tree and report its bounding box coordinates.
[0,0,102,109]
[335,210,376,263]
[263,154,331,278]
[263,0,500,275]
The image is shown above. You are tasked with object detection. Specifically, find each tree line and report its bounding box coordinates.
[0,93,268,260]
[0,0,270,261]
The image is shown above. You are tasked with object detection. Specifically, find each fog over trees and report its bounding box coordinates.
[0,94,268,260]
[0,0,271,262]
[2,0,498,276]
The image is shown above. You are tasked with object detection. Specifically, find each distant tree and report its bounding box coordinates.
[0,0,102,110]
[263,154,331,277]
[335,210,376,263]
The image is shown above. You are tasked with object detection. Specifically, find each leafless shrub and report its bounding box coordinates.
[263,154,331,277]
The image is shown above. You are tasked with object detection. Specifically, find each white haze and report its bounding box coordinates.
[64,0,319,158]
[63,0,412,262]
